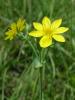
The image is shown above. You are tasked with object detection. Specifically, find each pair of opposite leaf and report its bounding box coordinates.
[5,17,69,48]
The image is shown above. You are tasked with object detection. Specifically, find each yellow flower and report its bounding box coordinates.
[29,17,69,48]
[17,18,25,32]
[5,18,25,40]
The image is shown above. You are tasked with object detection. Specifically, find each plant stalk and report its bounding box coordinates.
[39,67,42,100]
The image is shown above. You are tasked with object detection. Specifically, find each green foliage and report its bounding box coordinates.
[0,0,75,100]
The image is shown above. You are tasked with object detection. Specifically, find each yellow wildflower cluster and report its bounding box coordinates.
[29,17,69,48]
[5,16,69,48]
[5,18,25,40]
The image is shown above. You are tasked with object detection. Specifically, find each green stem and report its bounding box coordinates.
[19,34,39,58]
[39,48,47,100]
[39,67,42,100]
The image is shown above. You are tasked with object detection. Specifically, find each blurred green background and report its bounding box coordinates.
[0,0,75,100]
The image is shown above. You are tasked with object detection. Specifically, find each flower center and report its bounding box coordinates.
[44,27,52,37]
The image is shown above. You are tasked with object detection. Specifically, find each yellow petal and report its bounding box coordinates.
[53,27,69,34]
[39,35,52,48]
[9,36,14,40]
[17,18,25,31]
[5,35,13,40]
[5,30,13,35]
[51,19,62,30]
[10,23,17,30]
[52,35,65,42]
[17,18,25,27]
[5,29,16,40]
[5,36,9,40]
[42,16,51,28]
[33,22,43,31]
[29,31,44,37]
[19,25,25,31]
